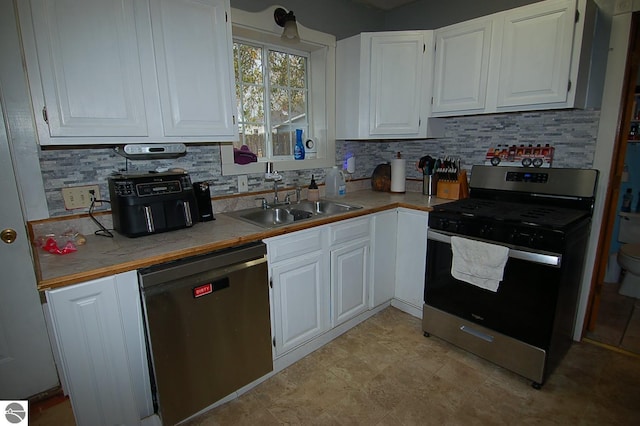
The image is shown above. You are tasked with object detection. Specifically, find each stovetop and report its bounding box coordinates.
[427,166,598,252]
[429,198,590,230]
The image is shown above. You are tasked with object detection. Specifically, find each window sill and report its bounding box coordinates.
[221,154,335,176]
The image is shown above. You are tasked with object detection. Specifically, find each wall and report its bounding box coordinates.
[230,0,386,39]
[41,109,599,216]
[384,0,542,30]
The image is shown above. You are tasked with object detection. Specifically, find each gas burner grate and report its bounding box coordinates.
[433,198,588,230]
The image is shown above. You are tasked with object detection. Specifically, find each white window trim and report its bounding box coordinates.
[221,5,336,176]
[234,38,311,160]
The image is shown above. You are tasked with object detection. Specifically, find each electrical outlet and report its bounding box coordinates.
[62,185,101,210]
[238,175,249,193]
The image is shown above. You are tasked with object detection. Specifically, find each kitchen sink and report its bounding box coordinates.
[296,200,362,215]
[228,200,362,228]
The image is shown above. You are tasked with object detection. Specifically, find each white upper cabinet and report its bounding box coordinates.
[149,0,236,138]
[497,0,576,108]
[368,33,424,136]
[18,0,237,145]
[22,0,149,138]
[336,31,444,140]
[431,0,597,117]
[432,18,493,114]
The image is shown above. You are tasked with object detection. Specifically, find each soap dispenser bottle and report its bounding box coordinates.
[294,129,305,160]
[308,175,319,201]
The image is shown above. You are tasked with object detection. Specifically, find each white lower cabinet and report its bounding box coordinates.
[46,271,153,425]
[267,216,373,357]
[266,228,329,357]
[331,240,369,325]
[371,209,398,307]
[393,208,429,317]
[329,217,371,326]
[270,251,329,356]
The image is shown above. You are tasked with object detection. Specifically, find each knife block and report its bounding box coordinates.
[436,181,461,200]
[436,171,469,200]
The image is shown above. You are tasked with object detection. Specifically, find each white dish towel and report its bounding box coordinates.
[450,236,510,292]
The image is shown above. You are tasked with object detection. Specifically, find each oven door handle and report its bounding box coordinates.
[427,229,562,267]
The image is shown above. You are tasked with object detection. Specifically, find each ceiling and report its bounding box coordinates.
[351,0,419,11]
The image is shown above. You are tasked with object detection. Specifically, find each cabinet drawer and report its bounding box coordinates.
[329,217,370,247]
[266,228,324,264]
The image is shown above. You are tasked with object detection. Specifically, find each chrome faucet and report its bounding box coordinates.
[255,197,268,209]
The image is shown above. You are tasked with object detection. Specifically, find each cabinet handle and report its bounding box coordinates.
[272,337,276,347]
[42,106,48,124]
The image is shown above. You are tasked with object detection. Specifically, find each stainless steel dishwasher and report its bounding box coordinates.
[138,242,273,426]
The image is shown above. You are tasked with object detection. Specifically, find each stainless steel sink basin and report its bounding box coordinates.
[239,208,298,226]
[296,200,362,215]
[228,200,362,228]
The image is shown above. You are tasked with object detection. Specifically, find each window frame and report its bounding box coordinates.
[221,6,336,176]
[233,39,311,161]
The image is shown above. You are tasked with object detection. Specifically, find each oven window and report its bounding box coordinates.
[425,239,563,349]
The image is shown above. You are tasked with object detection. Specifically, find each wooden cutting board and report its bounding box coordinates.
[371,163,391,192]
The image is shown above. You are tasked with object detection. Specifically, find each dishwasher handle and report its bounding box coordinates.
[139,242,267,289]
[141,256,267,298]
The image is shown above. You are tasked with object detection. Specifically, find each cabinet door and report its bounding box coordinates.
[395,209,428,312]
[149,0,236,138]
[371,210,397,307]
[271,253,328,356]
[331,239,369,326]
[46,271,152,425]
[368,32,424,136]
[497,0,576,107]
[26,0,148,138]
[432,19,493,114]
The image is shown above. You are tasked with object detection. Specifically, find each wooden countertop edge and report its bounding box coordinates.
[34,202,433,291]
[36,234,264,291]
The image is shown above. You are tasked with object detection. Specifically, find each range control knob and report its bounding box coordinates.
[479,225,493,237]
[454,222,465,233]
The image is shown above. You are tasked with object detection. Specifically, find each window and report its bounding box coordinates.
[221,6,336,176]
[233,42,309,160]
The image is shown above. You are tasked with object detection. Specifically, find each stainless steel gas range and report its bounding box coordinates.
[423,165,598,389]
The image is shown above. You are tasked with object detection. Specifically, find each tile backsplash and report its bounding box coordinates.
[40,109,600,217]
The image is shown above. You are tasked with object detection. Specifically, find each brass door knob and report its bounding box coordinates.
[1,228,17,244]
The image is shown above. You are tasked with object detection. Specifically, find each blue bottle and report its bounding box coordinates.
[294,129,305,160]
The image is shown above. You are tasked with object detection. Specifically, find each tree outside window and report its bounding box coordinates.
[233,41,309,160]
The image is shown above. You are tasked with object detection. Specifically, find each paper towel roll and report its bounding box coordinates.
[390,159,406,193]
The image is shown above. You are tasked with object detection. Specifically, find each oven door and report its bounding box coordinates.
[425,229,563,350]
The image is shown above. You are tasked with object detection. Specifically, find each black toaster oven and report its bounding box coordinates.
[108,172,198,237]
